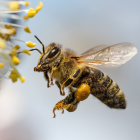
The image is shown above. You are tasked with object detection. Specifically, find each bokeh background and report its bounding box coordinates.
[0,0,140,140]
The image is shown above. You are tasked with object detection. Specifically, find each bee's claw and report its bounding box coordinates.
[51,78,54,86]
[61,88,65,96]
[61,91,65,96]
[60,91,63,95]
[61,108,64,114]
[53,108,56,118]
[47,83,50,88]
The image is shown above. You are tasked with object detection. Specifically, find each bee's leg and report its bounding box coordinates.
[61,69,81,96]
[69,86,75,93]
[55,81,63,96]
[52,99,70,118]
[53,108,56,118]
[50,76,54,86]
[66,100,80,112]
[53,90,80,117]
[50,59,63,86]
[64,88,75,104]
[44,72,50,88]
[50,66,57,86]
[62,108,64,114]
[64,84,90,105]
[61,78,73,96]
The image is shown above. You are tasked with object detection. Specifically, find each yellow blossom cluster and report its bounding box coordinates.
[0,0,43,83]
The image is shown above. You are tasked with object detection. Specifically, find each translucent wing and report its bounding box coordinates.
[78,43,137,67]
[81,45,108,55]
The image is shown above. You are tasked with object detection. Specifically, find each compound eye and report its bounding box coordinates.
[47,47,60,58]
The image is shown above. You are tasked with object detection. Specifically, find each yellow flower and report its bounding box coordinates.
[0,63,4,68]
[0,39,6,49]
[27,9,36,18]
[12,56,20,65]
[0,1,43,83]
[24,26,32,33]
[19,76,26,83]
[14,45,20,50]
[9,70,18,82]
[8,1,20,10]
[22,50,31,55]
[36,2,43,13]
[26,41,36,48]
[9,48,17,57]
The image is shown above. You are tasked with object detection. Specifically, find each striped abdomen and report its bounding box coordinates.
[90,68,126,109]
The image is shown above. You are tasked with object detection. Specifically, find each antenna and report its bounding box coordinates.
[18,48,42,54]
[34,35,45,54]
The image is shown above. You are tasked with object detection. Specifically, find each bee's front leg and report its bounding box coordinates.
[44,72,50,88]
[50,66,58,86]
[55,81,63,96]
[50,58,63,86]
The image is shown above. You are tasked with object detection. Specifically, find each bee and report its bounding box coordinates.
[26,36,137,118]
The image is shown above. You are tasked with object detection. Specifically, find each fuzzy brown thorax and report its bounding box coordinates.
[50,49,81,84]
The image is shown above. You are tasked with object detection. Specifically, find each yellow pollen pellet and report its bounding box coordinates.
[25,1,30,6]
[9,2,20,10]
[19,76,26,83]
[12,56,20,65]
[0,39,6,49]
[75,83,90,101]
[14,45,20,50]
[0,63,4,68]
[24,26,32,33]
[36,2,43,13]
[22,50,31,55]
[26,41,36,48]
[23,15,29,21]
[27,10,36,18]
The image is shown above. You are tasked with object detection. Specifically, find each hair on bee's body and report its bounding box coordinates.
[23,36,137,117]
[71,67,126,109]
[40,43,126,114]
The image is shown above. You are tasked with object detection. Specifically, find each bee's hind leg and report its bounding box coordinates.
[55,81,63,96]
[44,72,50,88]
[52,90,80,118]
[62,108,64,114]
[52,99,70,118]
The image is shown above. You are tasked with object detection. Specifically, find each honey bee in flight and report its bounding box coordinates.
[26,36,137,118]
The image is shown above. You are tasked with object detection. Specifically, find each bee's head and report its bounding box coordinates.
[33,36,61,72]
